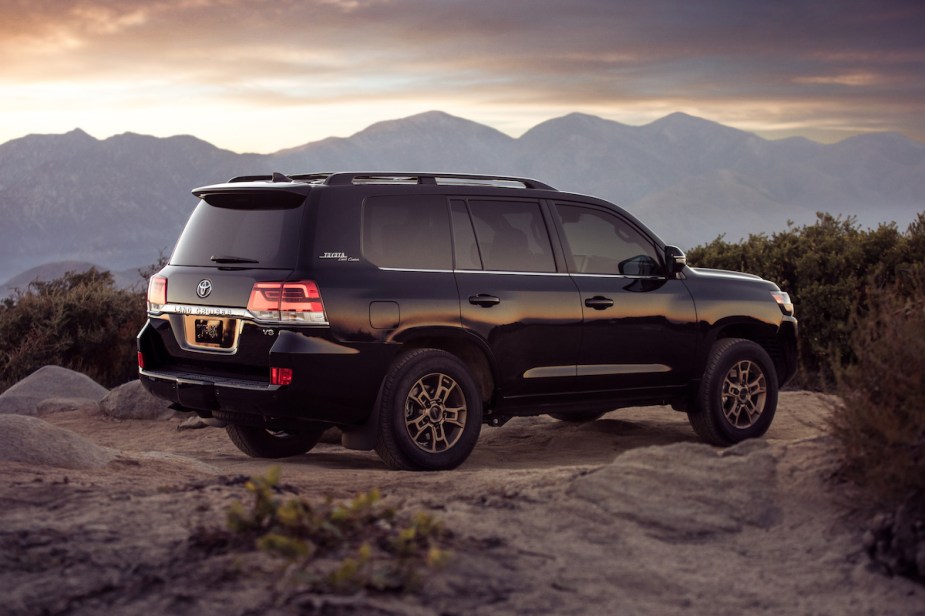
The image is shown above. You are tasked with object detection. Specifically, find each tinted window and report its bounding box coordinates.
[363,195,452,269]
[468,200,556,272]
[449,200,482,270]
[171,196,304,269]
[556,204,663,276]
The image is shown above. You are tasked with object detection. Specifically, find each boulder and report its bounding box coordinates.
[0,366,108,416]
[0,414,115,469]
[36,397,101,415]
[100,380,175,420]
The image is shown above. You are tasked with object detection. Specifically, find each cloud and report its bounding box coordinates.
[0,0,922,148]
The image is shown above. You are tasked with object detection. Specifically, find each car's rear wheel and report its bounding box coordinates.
[225,423,326,458]
[687,338,778,446]
[375,349,482,471]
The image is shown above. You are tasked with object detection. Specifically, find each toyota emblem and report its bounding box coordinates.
[196,279,213,298]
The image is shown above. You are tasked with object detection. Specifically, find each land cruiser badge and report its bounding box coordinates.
[319,251,358,262]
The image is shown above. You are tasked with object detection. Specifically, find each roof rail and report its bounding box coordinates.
[321,172,556,190]
[225,172,556,190]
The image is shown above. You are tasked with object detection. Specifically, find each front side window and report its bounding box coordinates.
[363,195,452,269]
[467,200,556,272]
[556,203,663,276]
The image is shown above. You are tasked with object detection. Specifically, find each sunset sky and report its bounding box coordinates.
[2,0,923,153]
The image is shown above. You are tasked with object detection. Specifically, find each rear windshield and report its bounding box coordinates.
[170,196,304,269]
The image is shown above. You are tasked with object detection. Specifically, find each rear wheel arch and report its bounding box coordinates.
[397,332,496,405]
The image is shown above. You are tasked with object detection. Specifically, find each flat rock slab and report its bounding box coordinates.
[0,366,108,416]
[570,439,779,540]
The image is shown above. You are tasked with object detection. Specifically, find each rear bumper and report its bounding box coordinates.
[138,325,394,425]
[140,368,281,414]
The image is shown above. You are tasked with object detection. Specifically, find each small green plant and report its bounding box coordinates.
[224,467,450,593]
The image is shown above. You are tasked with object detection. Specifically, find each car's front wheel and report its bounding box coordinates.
[225,423,326,458]
[375,349,482,471]
[687,338,779,446]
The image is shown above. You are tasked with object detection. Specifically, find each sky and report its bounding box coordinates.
[2,0,924,153]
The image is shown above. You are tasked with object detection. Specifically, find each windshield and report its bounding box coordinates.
[170,197,304,269]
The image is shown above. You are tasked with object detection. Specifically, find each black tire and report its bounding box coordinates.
[687,338,779,446]
[375,349,482,471]
[225,423,326,458]
[550,410,606,423]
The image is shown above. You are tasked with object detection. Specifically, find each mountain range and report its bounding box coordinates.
[1,110,923,285]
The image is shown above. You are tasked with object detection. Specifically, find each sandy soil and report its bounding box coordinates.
[1,391,923,615]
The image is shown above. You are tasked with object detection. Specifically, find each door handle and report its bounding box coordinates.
[469,294,501,307]
[584,296,614,310]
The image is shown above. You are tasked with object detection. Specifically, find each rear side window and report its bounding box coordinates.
[171,194,305,269]
[467,200,556,273]
[363,195,452,270]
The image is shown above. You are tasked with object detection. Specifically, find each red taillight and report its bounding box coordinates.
[247,280,326,324]
[280,282,324,313]
[147,275,167,306]
[271,367,293,386]
[137,352,145,369]
[247,282,282,313]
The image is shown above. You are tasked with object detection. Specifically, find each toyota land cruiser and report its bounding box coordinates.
[138,172,798,470]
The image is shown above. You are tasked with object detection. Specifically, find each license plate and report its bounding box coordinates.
[194,319,224,345]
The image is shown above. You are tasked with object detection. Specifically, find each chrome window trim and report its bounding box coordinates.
[378,267,455,274]
[377,267,666,279]
[379,266,569,277]
[571,273,667,280]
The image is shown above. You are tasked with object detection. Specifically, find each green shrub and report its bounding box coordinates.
[688,212,925,385]
[0,268,146,392]
[223,467,450,593]
[829,277,925,501]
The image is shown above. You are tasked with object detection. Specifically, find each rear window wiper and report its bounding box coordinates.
[210,255,260,264]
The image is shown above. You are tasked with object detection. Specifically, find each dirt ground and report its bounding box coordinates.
[1,391,923,615]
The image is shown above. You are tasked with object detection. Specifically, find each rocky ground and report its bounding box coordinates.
[0,369,923,615]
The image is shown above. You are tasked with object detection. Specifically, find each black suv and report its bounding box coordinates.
[138,172,797,470]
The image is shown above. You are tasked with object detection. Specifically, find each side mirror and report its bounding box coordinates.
[665,245,687,276]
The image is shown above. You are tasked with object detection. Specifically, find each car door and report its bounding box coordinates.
[450,198,583,400]
[552,201,698,392]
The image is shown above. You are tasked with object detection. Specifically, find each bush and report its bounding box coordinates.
[829,276,925,501]
[0,268,146,392]
[688,212,925,385]
[219,467,450,593]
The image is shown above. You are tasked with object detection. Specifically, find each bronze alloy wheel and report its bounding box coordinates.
[720,359,767,429]
[687,338,779,446]
[403,372,468,454]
